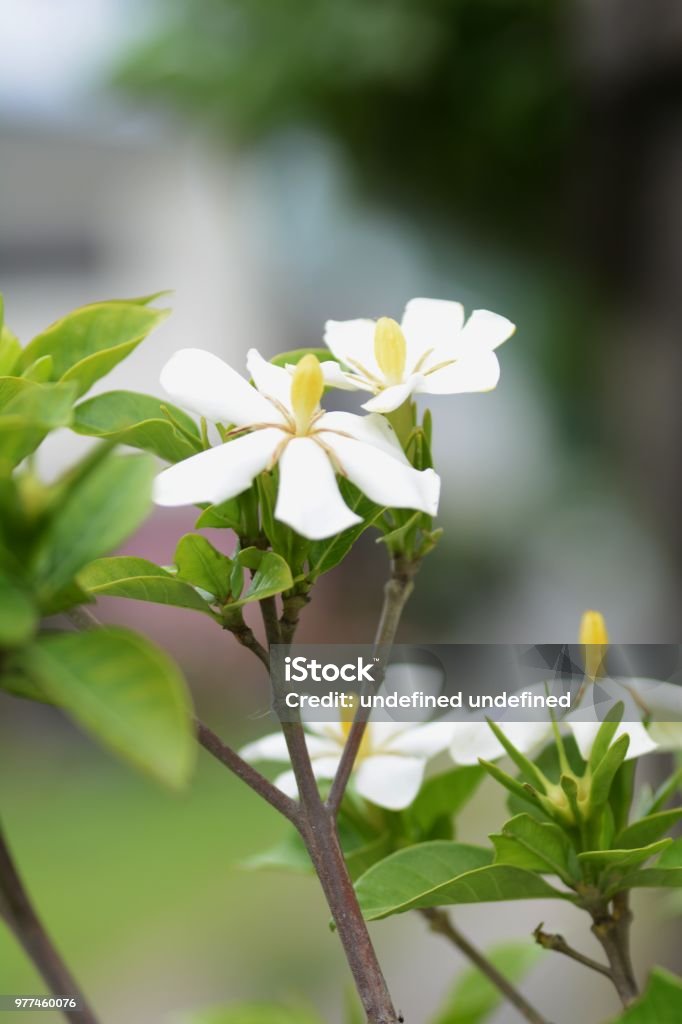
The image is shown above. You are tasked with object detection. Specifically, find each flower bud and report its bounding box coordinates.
[579,609,609,681]
[290,354,324,434]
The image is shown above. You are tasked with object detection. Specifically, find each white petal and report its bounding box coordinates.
[315,411,409,462]
[362,378,421,413]
[415,350,501,395]
[240,732,290,762]
[324,434,440,515]
[275,437,362,540]
[449,722,508,765]
[647,723,682,750]
[161,348,281,426]
[153,427,282,507]
[620,678,682,720]
[355,754,426,809]
[246,349,295,412]
[458,309,515,351]
[323,319,381,378]
[401,298,465,367]
[382,722,455,758]
[568,720,658,761]
[308,755,342,779]
[274,769,299,797]
[319,359,366,391]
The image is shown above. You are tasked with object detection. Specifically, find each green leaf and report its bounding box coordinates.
[578,839,672,870]
[433,941,544,1024]
[614,808,682,850]
[0,323,21,376]
[589,733,630,808]
[355,841,570,921]
[607,968,682,1023]
[179,1004,322,1024]
[243,830,312,875]
[0,575,38,647]
[484,720,549,792]
[588,702,624,770]
[607,866,682,897]
[19,627,195,787]
[408,766,484,835]
[21,355,54,383]
[231,548,293,607]
[18,300,169,396]
[195,497,243,531]
[175,534,233,602]
[0,381,76,465]
[78,556,218,617]
[491,814,575,883]
[33,453,155,594]
[306,478,384,578]
[73,390,202,463]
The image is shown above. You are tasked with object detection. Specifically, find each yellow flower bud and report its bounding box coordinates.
[579,609,609,681]
[290,354,324,434]
[374,317,407,384]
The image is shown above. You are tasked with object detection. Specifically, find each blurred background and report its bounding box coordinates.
[1,0,681,1021]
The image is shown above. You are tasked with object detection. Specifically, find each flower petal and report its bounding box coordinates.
[458,309,516,351]
[647,723,682,750]
[247,348,295,412]
[362,378,421,413]
[415,350,501,395]
[274,769,299,797]
[319,359,366,391]
[315,411,409,462]
[450,720,553,766]
[324,318,381,378]
[161,348,281,426]
[153,427,282,507]
[275,436,362,539]
[382,721,455,757]
[324,434,440,515]
[401,298,465,366]
[239,732,291,762]
[355,754,426,809]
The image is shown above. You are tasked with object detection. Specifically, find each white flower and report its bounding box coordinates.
[240,717,454,811]
[323,297,515,413]
[153,348,440,540]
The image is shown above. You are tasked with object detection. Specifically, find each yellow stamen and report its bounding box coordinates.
[374,317,407,384]
[579,609,609,681]
[290,354,324,434]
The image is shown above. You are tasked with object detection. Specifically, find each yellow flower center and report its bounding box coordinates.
[579,609,609,681]
[290,354,324,434]
[374,317,407,385]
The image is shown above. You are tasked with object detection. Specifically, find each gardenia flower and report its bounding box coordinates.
[449,611,675,766]
[240,716,454,810]
[153,348,440,540]
[322,297,515,413]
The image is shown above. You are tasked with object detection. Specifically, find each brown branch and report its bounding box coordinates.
[222,609,270,670]
[195,719,300,825]
[590,893,639,1007]
[0,826,99,1024]
[533,923,612,979]
[422,908,551,1024]
[327,555,419,815]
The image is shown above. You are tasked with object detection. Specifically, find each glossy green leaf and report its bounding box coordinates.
[0,381,76,465]
[614,809,682,850]
[18,300,169,396]
[195,497,243,531]
[607,968,682,1023]
[433,941,544,1024]
[232,548,293,607]
[21,355,54,383]
[607,866,682,897]
[491,813,574,882]
[19,627,195,787]
[175,534,233,602]
[408,766,484,834]
[578,839,672,870]
[0,575,37,647]
[355,840,568,920]
[78,556,218,617]
[588,702,624,770]
[589,733,630,807]
[0,324,20,375]
[73,390,202,463]
[33,453,155,593]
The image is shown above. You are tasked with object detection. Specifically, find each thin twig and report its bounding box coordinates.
[533,923,612,978]
[0,826,99,1024]
[422,908,551,1024]
[327,555,419,815]
[195,719,300,825]
[223,610,270,670]
[590,893,639,1006]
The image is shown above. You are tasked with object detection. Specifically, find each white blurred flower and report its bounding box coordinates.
[240,716,454,811]
[323,297,515,413]
[153,348,440,540]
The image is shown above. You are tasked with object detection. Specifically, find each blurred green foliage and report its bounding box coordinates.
[116,0,576,241]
